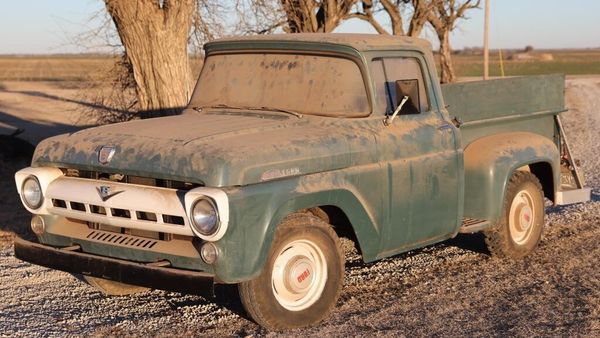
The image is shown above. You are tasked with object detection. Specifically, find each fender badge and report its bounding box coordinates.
[96,186,124,202]
[98,146,116,165]
[261,167,301,181]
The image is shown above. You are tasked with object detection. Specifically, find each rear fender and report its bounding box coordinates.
[463,132,559,222]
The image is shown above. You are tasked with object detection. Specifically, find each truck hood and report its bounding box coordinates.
[32,111,377,187]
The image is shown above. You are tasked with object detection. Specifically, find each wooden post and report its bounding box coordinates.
[483,0,490,80]
[499,49,505,77]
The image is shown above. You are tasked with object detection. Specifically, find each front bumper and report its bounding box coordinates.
[13,237,215,296]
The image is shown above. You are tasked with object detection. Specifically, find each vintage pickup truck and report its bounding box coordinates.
[13,34,590,330]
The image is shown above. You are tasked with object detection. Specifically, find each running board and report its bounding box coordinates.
[459,218,491,234]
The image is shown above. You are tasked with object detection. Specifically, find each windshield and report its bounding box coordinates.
[190,53,370,117]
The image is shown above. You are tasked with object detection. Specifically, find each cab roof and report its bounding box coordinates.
[207,33,432,53]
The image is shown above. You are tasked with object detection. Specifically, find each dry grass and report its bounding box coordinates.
[452,50,600,77]
[0,50,598,85]
[0,55,203,83]
[0,56,113,82]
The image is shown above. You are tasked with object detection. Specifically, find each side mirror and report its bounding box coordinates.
[393,79,420,115]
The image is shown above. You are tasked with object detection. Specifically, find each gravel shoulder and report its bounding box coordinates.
[0,77,599,337]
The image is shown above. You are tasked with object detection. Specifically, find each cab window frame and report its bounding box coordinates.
[369,53,436,117]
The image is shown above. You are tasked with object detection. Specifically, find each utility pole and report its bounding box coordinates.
[483,0,490,80]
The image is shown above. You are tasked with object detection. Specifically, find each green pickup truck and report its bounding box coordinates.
[13,34,590,330]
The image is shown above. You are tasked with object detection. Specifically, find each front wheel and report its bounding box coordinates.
[484,171,545,259]
[239,214,344,330]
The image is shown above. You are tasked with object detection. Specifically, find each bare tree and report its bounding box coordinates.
[104,0,197,118]
[190,1,229,53]
[282,0,359,33]
[352,0,402,35]
[349,1,433,37]
[234,0,287,34]
[78,1,227,123]
[240,0,359,33]
[79,55,139,125]
[427,0,481,83]
[351,0,479,83]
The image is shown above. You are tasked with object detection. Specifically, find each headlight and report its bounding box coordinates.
[190,198,220,236]
[22,176,43,209]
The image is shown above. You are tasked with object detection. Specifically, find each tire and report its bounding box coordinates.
[238,213,344,330]
[82,276,150,296]
[484,171,545,259]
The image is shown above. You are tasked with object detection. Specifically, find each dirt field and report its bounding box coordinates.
[0,76,599,337]
[0,81,95,144]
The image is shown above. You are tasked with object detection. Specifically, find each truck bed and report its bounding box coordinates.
[441,74,565,147]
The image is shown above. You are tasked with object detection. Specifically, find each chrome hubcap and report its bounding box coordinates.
[509,189,536,244]
[271,239,327,311]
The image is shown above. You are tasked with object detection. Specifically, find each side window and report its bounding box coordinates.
[382,57,430,114]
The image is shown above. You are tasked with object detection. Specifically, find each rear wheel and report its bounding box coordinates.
[82,276,149,296]
[484,171,545,259]
[239,214,344,330]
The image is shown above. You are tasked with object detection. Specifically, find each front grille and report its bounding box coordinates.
[86,230,158,249]
[51,198,185,226]
[62,168,201,190]
[46,174,195,236]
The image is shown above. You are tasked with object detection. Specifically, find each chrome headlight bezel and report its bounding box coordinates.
[184,188,229,241]
[21,175,44,210]
[190,197,220,237]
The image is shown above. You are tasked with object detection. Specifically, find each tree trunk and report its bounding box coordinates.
[438,31,456,83]
[407,0,430,37]
[281,0,355,33]
[379,0,404,35]
[104,0,195,118]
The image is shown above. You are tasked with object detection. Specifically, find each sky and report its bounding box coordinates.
[0,0,599,54]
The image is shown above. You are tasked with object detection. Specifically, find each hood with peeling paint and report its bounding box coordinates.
[32,111,379,187]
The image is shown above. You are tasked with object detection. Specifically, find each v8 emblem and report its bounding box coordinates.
[96,185,124,202]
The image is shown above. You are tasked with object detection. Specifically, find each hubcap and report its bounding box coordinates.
[508,189,536,245]
[271,239,327,311]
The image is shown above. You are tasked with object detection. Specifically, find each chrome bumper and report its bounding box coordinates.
[13,237,215,296]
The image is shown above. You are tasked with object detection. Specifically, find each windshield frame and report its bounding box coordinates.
[189,49,374,118]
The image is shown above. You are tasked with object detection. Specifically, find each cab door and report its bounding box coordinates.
[371,56,461,255]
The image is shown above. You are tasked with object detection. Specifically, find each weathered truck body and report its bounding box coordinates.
[13,34,589,330]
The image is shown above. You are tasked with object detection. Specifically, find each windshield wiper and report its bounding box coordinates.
[256,106,303,119]
[193,103,245,112]
[193,104,303,119]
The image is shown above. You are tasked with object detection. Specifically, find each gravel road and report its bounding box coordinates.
[1,77,599,337]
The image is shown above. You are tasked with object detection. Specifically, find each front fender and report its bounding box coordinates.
[213,172,381,283]
[463,132,559,222]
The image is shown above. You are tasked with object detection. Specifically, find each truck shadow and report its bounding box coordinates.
[445,232,490,255]
[213,284,252,320]
[0,87,187,121]
[156,284,253,323]
[0,109,91,145]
